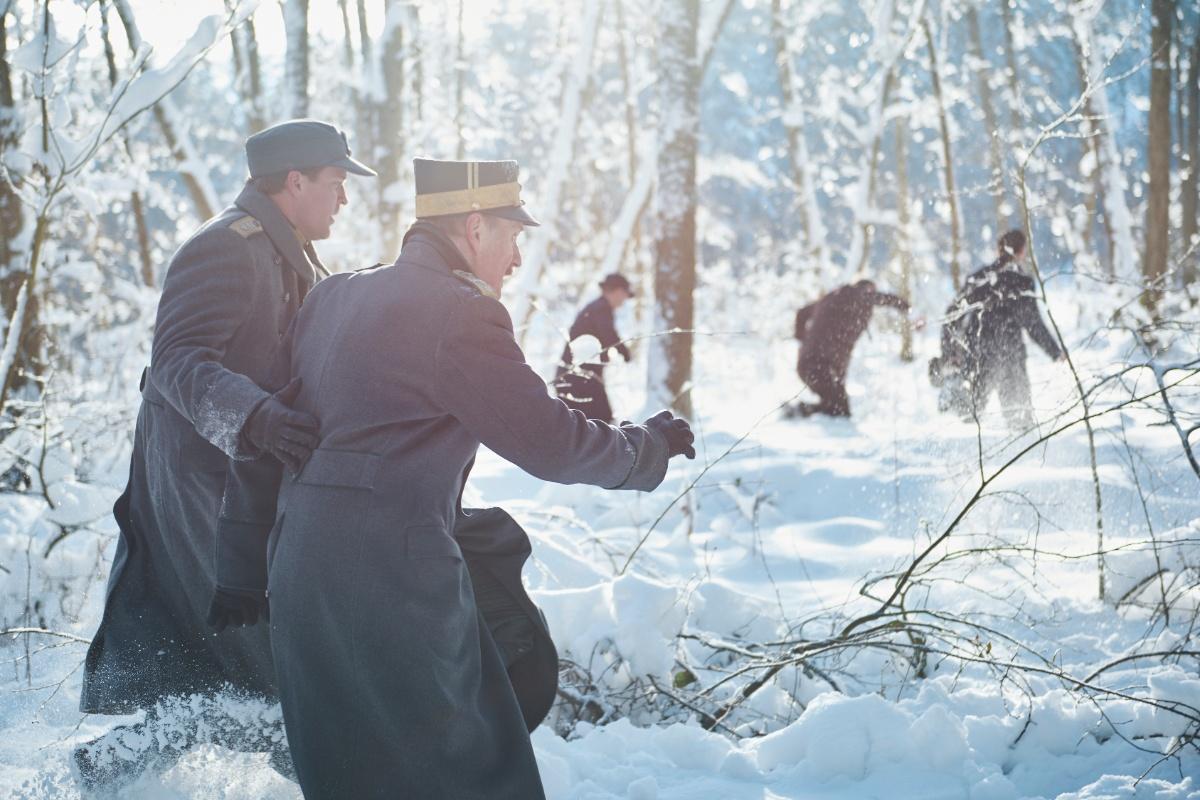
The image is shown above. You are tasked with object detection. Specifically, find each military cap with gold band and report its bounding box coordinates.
[413,158,540,227]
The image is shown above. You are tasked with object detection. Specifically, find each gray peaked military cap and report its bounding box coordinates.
[246,119,377,178]
[413,158,540,226]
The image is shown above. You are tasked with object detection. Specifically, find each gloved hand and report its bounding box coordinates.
[242,378,319,473]
[644,409,696,460]
[206,586,268,631]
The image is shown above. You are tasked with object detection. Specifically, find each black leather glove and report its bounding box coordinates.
[242,378,319,473]
[644,409,696,460]
[206,586,268,631]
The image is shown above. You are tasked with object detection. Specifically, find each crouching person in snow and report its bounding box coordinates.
[787,279,922,419]
[74,120,376,793]
[227,158,695,799]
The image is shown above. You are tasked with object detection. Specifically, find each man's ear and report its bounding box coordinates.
[285,169,304,195]
[463,212,484,251]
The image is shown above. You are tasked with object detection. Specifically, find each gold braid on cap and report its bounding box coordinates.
[415,182,522,218]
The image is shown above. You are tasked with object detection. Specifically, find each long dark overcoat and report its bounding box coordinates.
[553,296,630,422]
[263,224,670,799]
[80,184,323,714]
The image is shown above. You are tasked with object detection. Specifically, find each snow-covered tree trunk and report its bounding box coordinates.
[505,0,605,335]
[101,0,153,285]
[771,0,827,273]
[1142,0,1172,317]
[894,118,914,362]
[378,1,405,259]
[649,0,698,418]
[454,0,465,159]
[923,15,962,289]
[283,0,310,118]
[965,4,1006,226]
[405,2,423,124]
[113,0,218,220]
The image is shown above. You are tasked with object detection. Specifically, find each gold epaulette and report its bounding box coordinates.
[228,215,264,239]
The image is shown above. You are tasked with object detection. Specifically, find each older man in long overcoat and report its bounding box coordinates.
[258,158,695,798]
[75,120,375,788]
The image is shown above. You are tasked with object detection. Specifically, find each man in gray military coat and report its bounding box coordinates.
[258,158,695,798]
[74,120,375,790]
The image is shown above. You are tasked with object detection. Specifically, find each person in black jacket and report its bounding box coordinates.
[554,272,635,423]
[789,279,915,418]
[931,229,1064,428]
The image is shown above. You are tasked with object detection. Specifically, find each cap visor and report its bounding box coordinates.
[333,156,377,177]
[482,205,541,227]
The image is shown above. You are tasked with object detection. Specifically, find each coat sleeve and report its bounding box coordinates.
[148,227,271,458]
[211,318,298,594]
[870,290,910,313]
[1015,290,1062,360]
[435,293,669,491]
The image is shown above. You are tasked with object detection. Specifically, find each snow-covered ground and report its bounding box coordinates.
[2,317,1199,799]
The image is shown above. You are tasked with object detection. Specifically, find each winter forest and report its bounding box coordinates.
[1,0,1199,796]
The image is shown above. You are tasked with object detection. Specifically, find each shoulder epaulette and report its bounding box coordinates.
[227,215,264,239]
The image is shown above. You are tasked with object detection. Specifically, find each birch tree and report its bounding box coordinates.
[283,0,309,118]
[649,0,699,417]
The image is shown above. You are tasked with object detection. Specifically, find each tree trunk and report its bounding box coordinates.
[101,0,154,286]
[895,118,914,363]
[770,0,826,270]
[999,0,1022,136]
[0,7,34,389]
[923,16,963,289]
[283,0,310,118]
[965,4,1005,226]
[454,0,466,159]
[112,0,217,220]
[1072,37,1112,273]
[650,0,699,418]
[1142,0,1172,318]
[614,0,643,307]
[1182,20,1199,289]
[378,1,405,259]
[505,1,605,335]
[406,2,424,123]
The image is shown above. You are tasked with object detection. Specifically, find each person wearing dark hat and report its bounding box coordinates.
[222,157,695,798]
[554,272,636,423]
[73,119,375,792]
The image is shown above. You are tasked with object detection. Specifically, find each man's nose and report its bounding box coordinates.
[338,186,348,207]
[512,245,522,268]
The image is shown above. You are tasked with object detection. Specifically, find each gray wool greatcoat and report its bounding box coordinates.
[80,183,324,714]
[261,224,670,799]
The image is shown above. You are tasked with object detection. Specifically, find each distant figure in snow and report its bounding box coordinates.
[74,120,376,792]
[928,229,1064,428]
[788,279,917,418]
[553,272,635,423]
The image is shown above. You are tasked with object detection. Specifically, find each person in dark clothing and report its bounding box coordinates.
[220,159,695,799]
[789,279,915,418]
[930,229,1064,428]
[554,272,635,423]
[73,120,376,793]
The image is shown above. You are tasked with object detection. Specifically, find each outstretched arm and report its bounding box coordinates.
[436,294,668,491]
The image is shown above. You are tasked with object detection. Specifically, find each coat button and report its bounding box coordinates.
[282,292,291,304]
[273,255,282,266]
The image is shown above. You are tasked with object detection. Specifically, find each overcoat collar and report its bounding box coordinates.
[399,222,499,299]
[233,183,327,286]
